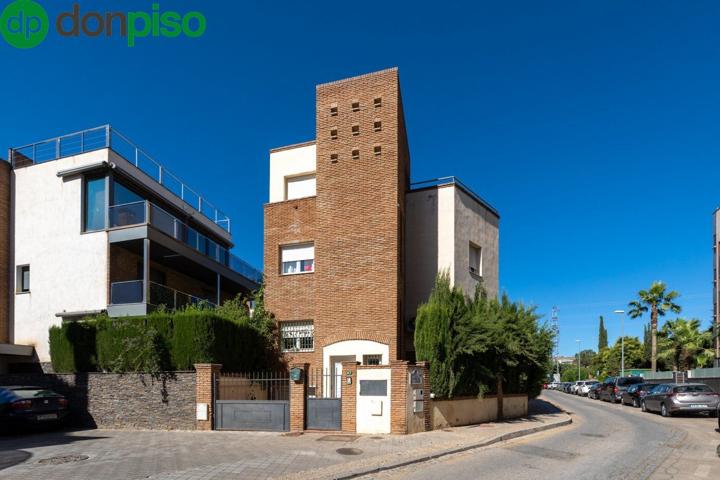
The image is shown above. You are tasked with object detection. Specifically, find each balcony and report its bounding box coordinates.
[110,280,216,310]
[9,125,232,233]
[108,200,262,284]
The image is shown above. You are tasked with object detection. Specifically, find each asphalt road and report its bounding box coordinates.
[366,390,720,480]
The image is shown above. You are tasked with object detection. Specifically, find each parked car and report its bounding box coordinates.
[0,386,69,431]
[578,380,600,396]
[587,383,602,399]
[621,383,656,407]
[598,376,645,403]
[562,382,573,393]
[570,381,582,394]
[641,383,720,417]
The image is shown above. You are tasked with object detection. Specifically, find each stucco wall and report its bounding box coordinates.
[453,187,499,299]
[12,151,110,362]
[431,394,527,429]
[405,184,499,355]
[268,143,316,203]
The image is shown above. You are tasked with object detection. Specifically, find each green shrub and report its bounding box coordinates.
[48,321,98,373]
[49,299,278,373]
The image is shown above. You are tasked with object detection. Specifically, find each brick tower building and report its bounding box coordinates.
[264,68,500,377]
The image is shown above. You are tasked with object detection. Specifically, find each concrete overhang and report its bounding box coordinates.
[0,343,34,357]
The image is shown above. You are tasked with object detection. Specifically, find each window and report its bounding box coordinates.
[351,149,360,160]
[363,354,382,366]
[84,176,106,231]
[373,145,382,156]
[374,120,382,132]
[112,180,143,205]
[351,124,360,136]
[351,101,360,112]
[280,321,314,352]
[330,104,338,116]
[374,97,382,107]
[330,153,339,163]
[285,174,316,200]
[330,128,338,140]
[281,243,314,274]
[17,265,30,293]
[469,243,482,275]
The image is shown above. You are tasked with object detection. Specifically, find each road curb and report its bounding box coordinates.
[333,414,573,480]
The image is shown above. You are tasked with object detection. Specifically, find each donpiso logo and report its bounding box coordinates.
[0,0,49,49]
[0,1,206,48]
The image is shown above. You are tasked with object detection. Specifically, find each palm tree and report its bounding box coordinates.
[627,281,681,372]
[657,318,714,370]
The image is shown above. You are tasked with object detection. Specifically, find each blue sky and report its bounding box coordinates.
[2,0,719,355]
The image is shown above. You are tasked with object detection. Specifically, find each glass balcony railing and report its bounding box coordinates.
[110,280,144,305]
[107,200,262,284]
[9,125,232,233]
[110,280,216,310]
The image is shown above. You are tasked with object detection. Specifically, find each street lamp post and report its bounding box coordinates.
[576,339,581,381]
[614,310,625,377]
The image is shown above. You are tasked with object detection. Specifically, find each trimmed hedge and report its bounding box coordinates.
[49,310,273,373]
[48,321,97,372]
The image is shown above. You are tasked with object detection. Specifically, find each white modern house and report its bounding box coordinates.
[2,126,261,369]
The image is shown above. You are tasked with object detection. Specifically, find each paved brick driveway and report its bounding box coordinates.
[0,402,569,480]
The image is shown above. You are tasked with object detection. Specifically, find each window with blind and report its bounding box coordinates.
[281,243,315,274]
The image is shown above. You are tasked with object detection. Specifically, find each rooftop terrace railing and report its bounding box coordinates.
[9,125,232,233]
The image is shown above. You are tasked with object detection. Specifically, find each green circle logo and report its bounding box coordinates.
[0,0,49,49]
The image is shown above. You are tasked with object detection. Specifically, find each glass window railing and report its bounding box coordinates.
[109,201,146,228]
[107,199,262,284]
[110,280,144,304]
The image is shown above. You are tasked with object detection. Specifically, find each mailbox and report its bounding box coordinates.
[289,367,304,382]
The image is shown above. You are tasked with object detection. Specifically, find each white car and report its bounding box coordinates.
[578,380,599,396]
[570,381,583,394]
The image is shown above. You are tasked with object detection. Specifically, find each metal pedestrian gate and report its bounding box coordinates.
[306,369,342,430]
[215,372,290,431]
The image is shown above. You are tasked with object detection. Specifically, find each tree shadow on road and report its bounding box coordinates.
[528,398,563,416]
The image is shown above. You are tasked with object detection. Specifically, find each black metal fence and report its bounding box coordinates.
[307,368,342,399]
[216,372,290,401]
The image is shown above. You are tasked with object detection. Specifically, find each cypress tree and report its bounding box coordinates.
[598,316,608,350]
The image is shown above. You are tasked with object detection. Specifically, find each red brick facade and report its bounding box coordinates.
[0,160,10,344]
[264,68,410,372]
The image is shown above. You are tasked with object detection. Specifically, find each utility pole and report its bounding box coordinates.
[552,306,560,379]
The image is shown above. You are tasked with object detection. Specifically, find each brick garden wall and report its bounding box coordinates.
[0,371,196,430]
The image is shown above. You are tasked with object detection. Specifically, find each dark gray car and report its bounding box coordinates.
[641,383,720,417]
[598,376,645,403]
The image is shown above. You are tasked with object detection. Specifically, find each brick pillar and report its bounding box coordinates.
[391,360,409,434]
[289,363,309,432]
[341,361,358,433]
[416,361,432,431]
[194,363,221,431]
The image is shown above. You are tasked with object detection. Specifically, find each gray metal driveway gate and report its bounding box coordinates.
[306,369,341,430]
[214,372,289,431]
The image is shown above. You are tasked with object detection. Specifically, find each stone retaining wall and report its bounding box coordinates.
[0,371,196,430]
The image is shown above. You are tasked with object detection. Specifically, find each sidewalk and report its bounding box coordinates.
[0,398,571,480]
